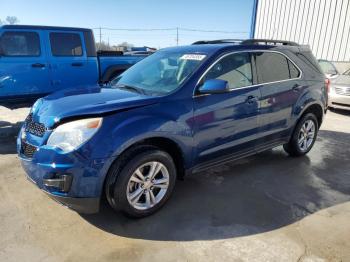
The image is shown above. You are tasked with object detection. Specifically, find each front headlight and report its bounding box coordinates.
[47,118,103,153]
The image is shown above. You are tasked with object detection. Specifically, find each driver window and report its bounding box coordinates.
[204,52,253,89]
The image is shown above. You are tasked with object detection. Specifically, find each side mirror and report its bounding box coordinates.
[198,79,229,94]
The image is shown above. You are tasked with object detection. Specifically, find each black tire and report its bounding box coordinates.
[105,146,177,218]
[283,113,319,157]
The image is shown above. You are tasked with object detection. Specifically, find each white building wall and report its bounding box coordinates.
[254,0,350,62]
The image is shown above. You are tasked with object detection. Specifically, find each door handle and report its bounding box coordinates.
[292,84,302,92]
[32,63,45,68]
[246,95,258,104]
[71,62,83,67]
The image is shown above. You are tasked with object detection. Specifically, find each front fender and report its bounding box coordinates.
[110,115,193,162]
[80,98,194,197]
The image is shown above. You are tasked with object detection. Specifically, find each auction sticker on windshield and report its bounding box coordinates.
[180,54,206,61]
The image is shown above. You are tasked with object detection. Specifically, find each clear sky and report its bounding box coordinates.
[0,0,254,48]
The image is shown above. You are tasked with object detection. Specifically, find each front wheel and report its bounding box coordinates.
[106,148,176,218]
[283,113,318,157]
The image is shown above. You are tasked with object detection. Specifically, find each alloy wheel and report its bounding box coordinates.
[126,161,169,210]
[298,120,316,152]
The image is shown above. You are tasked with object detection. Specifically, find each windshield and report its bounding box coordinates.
[110,51,207,95]
[318,60,338,75]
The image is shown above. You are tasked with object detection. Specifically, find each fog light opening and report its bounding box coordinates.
[43,174,73,193]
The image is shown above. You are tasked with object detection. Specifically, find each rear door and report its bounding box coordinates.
[254,51,302,142]
[46,30,97,90]
[0,30,50,99]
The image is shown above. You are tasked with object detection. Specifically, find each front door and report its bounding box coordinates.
[0,30,50,99]
[193,52,261,168]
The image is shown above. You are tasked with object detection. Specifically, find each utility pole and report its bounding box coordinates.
[99,27,102,49]
[176,27,179,46]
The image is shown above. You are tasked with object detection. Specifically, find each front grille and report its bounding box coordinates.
[335,87,350,96]
[21,140,37,158]
[25,113,46,137]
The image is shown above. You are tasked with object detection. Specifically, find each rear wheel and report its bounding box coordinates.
[283,113,318,157]
[105,147,176,218]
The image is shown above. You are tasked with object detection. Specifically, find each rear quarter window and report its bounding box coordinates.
[0,31,40,56]
[288,59,300,78]
[50,32,83,56]
[296,51,323,75]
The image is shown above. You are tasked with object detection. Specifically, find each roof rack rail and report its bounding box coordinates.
[192,39,244,45]
[192,39,299,46]
[241,39,299,46]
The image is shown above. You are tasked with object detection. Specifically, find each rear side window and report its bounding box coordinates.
[0,31,40,56]
[50,33,83,56]
[255,52,300,83]
[204,52,253,89]
[83,31,96,57]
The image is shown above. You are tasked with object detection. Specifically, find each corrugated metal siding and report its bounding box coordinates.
[254,0,350,62]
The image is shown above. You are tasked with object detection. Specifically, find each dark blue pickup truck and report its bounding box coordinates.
[0,25,148,106]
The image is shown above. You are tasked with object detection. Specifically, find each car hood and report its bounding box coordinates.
[32,85,158,128]
[332,75,350,86]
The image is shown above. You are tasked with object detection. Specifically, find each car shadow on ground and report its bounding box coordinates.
[82,129,350,241]
[330,108,350,116]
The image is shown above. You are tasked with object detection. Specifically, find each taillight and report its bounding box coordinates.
[325,78,331,93]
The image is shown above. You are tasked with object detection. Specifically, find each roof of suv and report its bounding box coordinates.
[161,39,304,55]
[0,24,92,32]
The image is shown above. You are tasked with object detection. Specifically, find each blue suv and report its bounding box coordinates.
[18,39,327,217]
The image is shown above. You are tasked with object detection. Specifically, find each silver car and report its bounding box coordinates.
[329,68,350,110]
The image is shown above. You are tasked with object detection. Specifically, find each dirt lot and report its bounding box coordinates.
[0,109,350,262]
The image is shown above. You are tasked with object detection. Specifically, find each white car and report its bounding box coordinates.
[328,68,350,111]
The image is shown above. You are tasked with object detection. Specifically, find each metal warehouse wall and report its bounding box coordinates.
[253,0,350,62]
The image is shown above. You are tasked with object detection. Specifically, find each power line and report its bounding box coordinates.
[92,27,177,31]
[93,26,249,47]
[92,27,248,34]
[179,28,248,34]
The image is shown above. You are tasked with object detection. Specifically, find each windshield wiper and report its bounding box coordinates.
[114,84,145,95]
